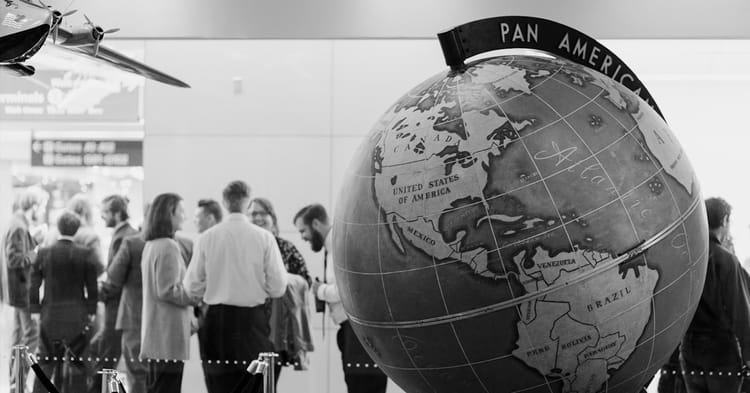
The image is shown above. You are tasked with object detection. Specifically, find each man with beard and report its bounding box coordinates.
[184,181,287,393]
[90,194,137,393]
[3,186,48,391]
[293,204,387,393]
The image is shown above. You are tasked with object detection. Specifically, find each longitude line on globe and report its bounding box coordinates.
[478,79,564,393]
[384,76,453,393]
[552,73,702,381]
[529,87,662,385]
[438,72,501,393]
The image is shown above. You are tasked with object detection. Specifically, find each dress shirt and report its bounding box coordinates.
[184,213,288,307]
[316,230,347,325]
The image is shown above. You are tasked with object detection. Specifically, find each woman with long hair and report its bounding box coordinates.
[248,197,310,285]
[139,193,198,393]
[248,197,312,386]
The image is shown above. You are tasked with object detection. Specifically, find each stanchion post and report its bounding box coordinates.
[11,345,27,393]
[99,368,119,393]
[259,352,278,393]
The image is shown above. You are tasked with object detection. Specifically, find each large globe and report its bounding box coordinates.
[333,54,708,393]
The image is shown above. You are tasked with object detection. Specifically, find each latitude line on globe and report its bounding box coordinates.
[352,119,642,227]
[348,195,701,329]
[339,167,667,278]
[369,285,704,374]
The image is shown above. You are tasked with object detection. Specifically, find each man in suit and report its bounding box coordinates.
[89,194,138,393]
[3,186,48,391]
[103,229,147,393]
[30,211,100,393]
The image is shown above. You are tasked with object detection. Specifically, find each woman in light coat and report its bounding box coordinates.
[140,193,198,393]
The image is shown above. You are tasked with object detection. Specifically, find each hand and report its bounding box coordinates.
[31,313,40,324]
[190,314,199,335]
[87,314,96,325]
[311,277,322,298]
[98,282,111,301]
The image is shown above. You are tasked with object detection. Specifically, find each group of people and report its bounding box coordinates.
[1,180,387,393]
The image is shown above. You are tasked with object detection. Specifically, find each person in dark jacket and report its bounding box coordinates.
[90,194,138,393]
[30,211,100,393]
[3,186,48,391]
[680,197,750,393]
[104,232,147,393]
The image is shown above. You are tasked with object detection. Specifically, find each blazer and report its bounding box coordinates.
[30,238,99,340]
[140,238,196,361]
[106,233,146,331]
[109,222,139,265]
[102,222,138,328]
[42,226,104,270]
[2,212,36,308]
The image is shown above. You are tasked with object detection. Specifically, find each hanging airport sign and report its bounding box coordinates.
[30,138,143,167]
[0,69,143,123]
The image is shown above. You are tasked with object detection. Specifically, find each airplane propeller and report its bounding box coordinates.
[37,0,76,43]
[83,14,119,56]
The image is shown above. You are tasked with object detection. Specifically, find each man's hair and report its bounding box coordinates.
[222,181,251,212]
[293,203,328,227]
[198,199,223,223]
[144,193,182,241]
[706,197,732,230]
[57,211,81,237]
[102,194,130,222]
[67,194,94,227]
[16,186,48,212]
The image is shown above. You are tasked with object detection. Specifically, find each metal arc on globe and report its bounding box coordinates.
[333,16,708,393]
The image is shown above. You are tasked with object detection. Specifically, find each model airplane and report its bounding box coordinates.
[0,0,189,87]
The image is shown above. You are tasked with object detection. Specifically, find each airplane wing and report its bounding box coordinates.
[54,27,190,88]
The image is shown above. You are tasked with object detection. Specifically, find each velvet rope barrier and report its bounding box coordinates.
[26,353,60,393]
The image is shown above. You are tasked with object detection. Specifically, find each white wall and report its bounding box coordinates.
[142,39,449,393]
[140,39,750,393]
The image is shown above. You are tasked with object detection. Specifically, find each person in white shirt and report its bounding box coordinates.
[184,180,287,393]
[294,203,387,393]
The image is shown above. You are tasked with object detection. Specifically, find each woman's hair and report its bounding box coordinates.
[67,193,94,227]
[249,197,278,235]
[144,193,182,241]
